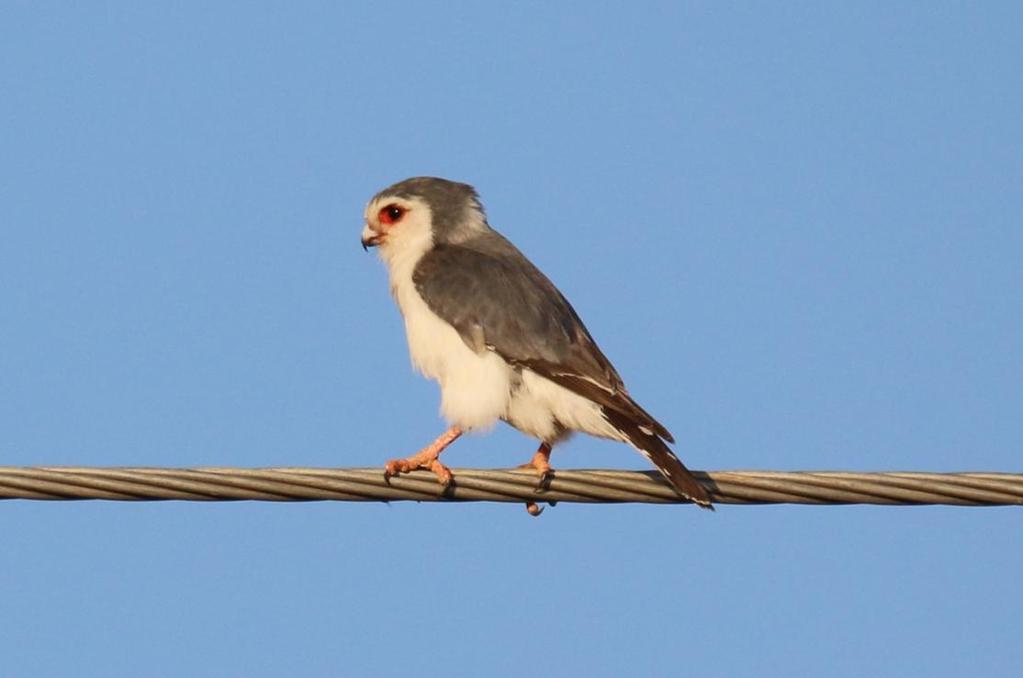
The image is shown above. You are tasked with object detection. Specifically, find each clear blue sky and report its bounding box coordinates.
[2,3,1021,676]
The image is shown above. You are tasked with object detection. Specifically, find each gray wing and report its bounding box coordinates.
[412,234,674,442]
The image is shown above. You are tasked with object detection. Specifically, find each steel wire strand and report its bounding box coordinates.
[0,467,1021,506]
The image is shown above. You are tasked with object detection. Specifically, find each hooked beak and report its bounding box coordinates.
[360,223,383,251]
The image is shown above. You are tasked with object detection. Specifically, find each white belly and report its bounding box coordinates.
[506,368,622,442]
[399,287,512,431]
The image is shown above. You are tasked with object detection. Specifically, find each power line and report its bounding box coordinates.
[1,467,1021,506]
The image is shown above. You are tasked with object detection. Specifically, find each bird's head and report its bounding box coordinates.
[361,177,489,261]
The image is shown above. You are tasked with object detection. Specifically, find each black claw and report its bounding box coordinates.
[525,501,545,517]
[440,479,456,498]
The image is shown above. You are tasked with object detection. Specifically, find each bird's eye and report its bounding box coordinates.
[378,204,406,225]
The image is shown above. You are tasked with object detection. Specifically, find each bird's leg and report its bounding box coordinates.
[384,426,462,485]
[520,442,554,516]
[519,442,553,487]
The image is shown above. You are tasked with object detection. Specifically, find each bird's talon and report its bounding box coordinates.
[429,460,453,486]
[381,427,461,485]
[383,453,454,488]
[520,444,554,492]
[525,501,544,517]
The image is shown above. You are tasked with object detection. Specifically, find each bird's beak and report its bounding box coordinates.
[360,223,382,251]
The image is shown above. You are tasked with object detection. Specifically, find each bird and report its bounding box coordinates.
[360,177,712,508]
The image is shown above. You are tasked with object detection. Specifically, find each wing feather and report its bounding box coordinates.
[412,235,674,442]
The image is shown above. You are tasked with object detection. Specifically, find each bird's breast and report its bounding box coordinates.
[389,260,512,432]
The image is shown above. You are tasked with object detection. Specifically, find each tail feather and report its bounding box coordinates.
[602,407,714,509]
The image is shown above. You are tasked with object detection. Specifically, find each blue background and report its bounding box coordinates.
[2,3,1021,676]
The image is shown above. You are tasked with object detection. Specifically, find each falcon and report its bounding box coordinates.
[360,177,712,508]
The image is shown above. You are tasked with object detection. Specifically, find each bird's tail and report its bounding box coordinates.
[603,408,714,509]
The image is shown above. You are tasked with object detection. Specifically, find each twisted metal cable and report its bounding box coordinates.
[0,466,1021,506]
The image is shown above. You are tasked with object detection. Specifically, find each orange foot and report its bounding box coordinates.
[384,426,462,486]
[519,442,554,489]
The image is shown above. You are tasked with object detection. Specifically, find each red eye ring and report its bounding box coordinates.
[378,204,406,225]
